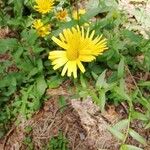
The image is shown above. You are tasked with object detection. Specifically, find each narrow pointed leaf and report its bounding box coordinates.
[113,119,129,131]
[120,144,143,150]
[98,90,106,112]
[96,70,106,89]
[107,126,124,141]
[129,129,147,145]
[118,58,124,78]
[145,122,150,129]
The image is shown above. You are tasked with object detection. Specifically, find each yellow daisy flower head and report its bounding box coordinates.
[56,9,68,21]
[33,19,51,37]
[34,0,54,14]
[48,26,108,78]
[72,9,86,20]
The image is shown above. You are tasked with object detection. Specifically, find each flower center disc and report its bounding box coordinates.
[67,49,79,60]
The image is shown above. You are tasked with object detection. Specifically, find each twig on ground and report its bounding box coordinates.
[3,126,16,150]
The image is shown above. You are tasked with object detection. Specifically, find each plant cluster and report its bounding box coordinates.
[0,0,149,149]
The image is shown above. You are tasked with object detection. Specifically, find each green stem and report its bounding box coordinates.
[125,65,144,99]
[122,99,132,144]
[121,65,144,145]
[76,0,80,26]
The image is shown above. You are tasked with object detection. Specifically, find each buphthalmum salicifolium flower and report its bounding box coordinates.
[34,0,54,14]
[56,9,68,21]
[72,9,86,20]
[32,19,51,37]
[48,26,108,78]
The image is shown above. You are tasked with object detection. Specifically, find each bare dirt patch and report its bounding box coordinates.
[1,92,149,150]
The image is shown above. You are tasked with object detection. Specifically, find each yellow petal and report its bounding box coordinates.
[52,36,68,49]
[63,28,72,42]
[73,62,77,78]
[61,63,68,76]
[52,58,68,70]
[66,60,78,78]
[52,57,68,65]
[48,51,66,59]
[67,61,73,77]
[89,30,95,40]
[77,60,85,73]
[79,55,95,62]
[59,33,66,42]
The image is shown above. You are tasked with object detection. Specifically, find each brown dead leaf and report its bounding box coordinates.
[47,86,70,96]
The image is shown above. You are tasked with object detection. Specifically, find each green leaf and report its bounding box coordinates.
[0,38,18,52]
[130,0,145,2]
[13,47,24,62]
[96,70,106,89]
[13,0,24,17]
[20,87,32,116]
[113,119,129,131]
[145,122,150,129]
[0,74,17,88]
[122,30,142,43]
[118,58,124,78]
[120,144,143,150]
[129,129,147,145]
[27,68,38,79]
[91,71,98,80]
[58,96,67,112]
[37,59,43,71]
[119,78,125,92]
[100,0,118,8]
[82,7,108,21]
[80,74,87,89]
[138,97,150,111]
[48,76,64,89]
[89,90,100,105]
[19,57,34,72]
[132,111,148,121]
[138,81,150,87]
[52,20,76,36]
[36,75,47,98]
[98,89,106,112]
[107,126,124,141]
[114,87,131,101]
[86,0,99,10]
[21,29,38,45]
[33,46,44,53]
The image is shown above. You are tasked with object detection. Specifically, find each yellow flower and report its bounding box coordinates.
[33,19,50,37]
[48,26,108,78]
[34,0,54,14]
[72,9,86,20]
[56,9,68,21]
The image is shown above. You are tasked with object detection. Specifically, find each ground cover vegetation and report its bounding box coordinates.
[0,0,150,149]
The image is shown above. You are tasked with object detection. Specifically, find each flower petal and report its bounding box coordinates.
[48,51,66,59]
[71,61,77,78]
[77,60,85,73]
[89,30,95,40]
[79,55,95,62]
[61,63,68,76]
[66,61,77,77]
[52,36,68,49]
[67,61,72,77]
[52,57,68,70]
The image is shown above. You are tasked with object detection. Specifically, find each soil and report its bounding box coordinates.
[0,88,149,150]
